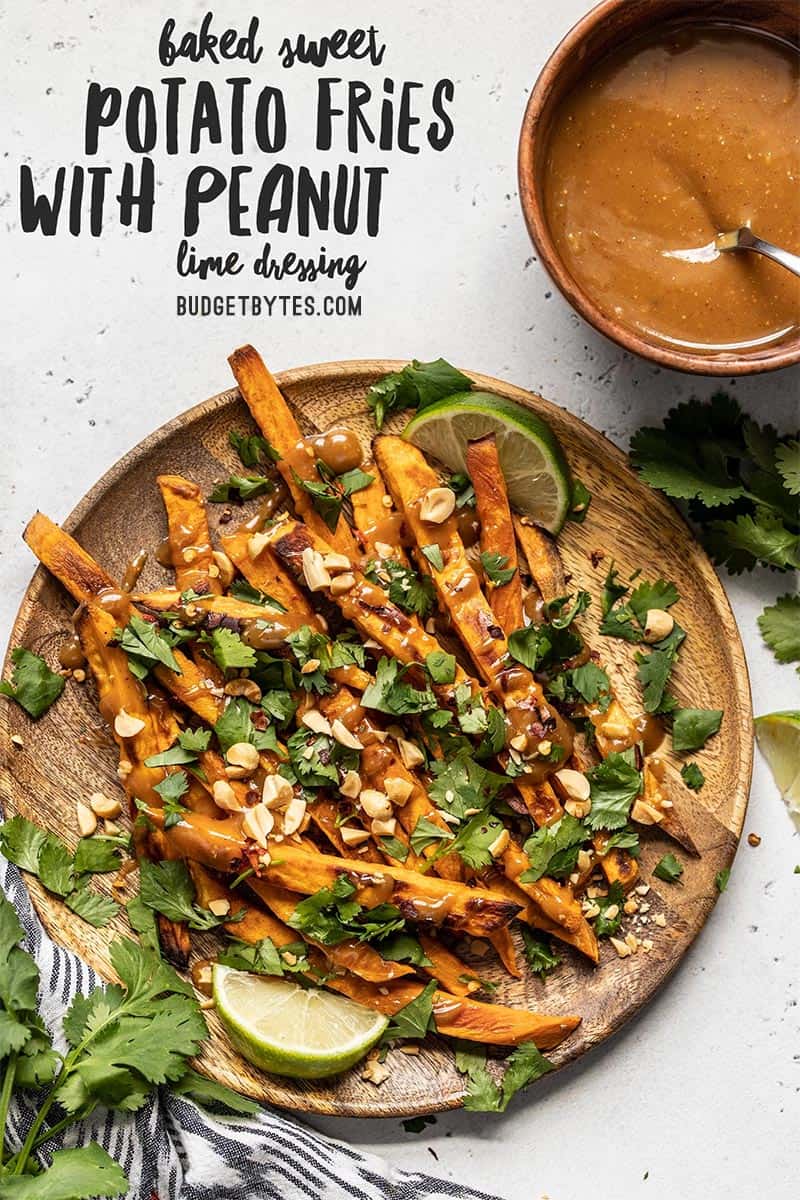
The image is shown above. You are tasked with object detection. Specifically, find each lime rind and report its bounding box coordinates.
[403,392,572,534]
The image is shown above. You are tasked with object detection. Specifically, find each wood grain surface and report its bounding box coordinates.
[0,361,753,1117]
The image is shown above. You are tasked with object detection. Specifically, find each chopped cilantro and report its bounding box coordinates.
[364,557,435,619]
[681,762,705,791]
[229,578,287,612]
[584,751,643,831]
[116,613,182,678]
[421,543,445,572]
[653,853,684,883]
[0,647,64,718]
[671,707,723,753]
[291,469,343,532]
[520,814,586,883]
[571,661,610,707]
[410,817,455,855]
[288,874,405,946]
[209,627,257,672]
[425,650,456,684]
[481,552,516,586]
[715,867,731,893]
[229,428,280,467]
[567,478,592,523]
[594,882,625,937]
[361,657,437,716]
[521,928,561,981]
[337,467,374,496]
[383,979,438,1040]
[209,474,273,503]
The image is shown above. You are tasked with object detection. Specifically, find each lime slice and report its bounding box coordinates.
[755,710,800,821]
[213,965,388,1079]
[403,392,573,534]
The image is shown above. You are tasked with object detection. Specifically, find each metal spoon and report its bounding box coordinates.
[714,226,800,277]
[665,227,800,276]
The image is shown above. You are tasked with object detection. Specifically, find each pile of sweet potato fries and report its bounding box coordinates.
[22,346,699,1057]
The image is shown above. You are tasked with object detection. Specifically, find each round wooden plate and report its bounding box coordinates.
[1,361,752,1118]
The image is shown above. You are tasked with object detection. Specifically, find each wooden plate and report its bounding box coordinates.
[0,361,753,1118]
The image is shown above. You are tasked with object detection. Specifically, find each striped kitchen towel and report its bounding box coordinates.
[2,854,502,1200]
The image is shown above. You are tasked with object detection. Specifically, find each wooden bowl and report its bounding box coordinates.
[1,361,753,1116]
[518,0,800,375]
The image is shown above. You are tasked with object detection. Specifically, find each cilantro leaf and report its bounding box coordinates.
[571,661,610,706]
[229,578,287,611]
[209,473,273,503]
[681,762,705,790]
[481,552,516,586]
[421,543,444,572]
[629,425,745,508]
[214,696,277,755]
[138,860,234,931]
[73,838,123,875]
[475,705,506,760]
[288,875,405,946]
[715,867,731,892]
[425,651,456,685]
[209,627,257,672]
[521,814,586,882]
[153,770,189,828]
[602,827,641,857]
[383,980,437,1040]
[290,470,342,532]
[450,811,506,870]
[671,707,723,753]
[379,835,410,863]
[0,647,64,719]
[568,478,592,523]
[635,648,676,714]
[367,359,471,429]
[218,937,308,977]
[706,512,799,573]
[0,1142,129,1199]
[629,579,680,626]
[775,438,800,496]
[172,1067,260,1116]
[116,614,181,676]
[653,853,684,883]
[361,657,437,716]
[758,593,800,667]
[584,751,643,831]
[337,467,374,496]
[38,835,75,896]
[66,888,119,928]
[455,1040,553,1112]
[428,754,506,820]
[0,814,48,873]
[499,1042,554,1108]
[364,558,435,619]
[229,428,280,468]
[521,928,561,981]
[410,817,455,855]
[378,932,432,967]
[594,881,625,937]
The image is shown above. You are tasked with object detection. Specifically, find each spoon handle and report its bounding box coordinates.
[731,227,800,279]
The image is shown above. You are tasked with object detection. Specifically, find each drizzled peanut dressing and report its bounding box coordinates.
[544,24,800,353]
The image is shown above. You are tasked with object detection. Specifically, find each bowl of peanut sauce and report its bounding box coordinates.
[519,0,800,374]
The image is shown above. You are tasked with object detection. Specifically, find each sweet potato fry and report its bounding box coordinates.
[417,932,482,996]
[24,512,117,602]
[157,474,221,596]
[350,464,410,565]
[150,807,520,937]
[513,517,566,604]
[328,974,580,1049]
[466,434,524,635]
[228,344,358,557]
[489,927,521,979]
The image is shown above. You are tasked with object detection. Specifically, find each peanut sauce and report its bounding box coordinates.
[544,24,800,354]
[58,633,86,670]
[310,427,364,474]
[362,511,407,551]
[636,713,666,756]
[454,508,481,548]
[155,537,174,568]
[121,548,148,592]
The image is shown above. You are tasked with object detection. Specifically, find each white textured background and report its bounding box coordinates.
[1,3,798,1198]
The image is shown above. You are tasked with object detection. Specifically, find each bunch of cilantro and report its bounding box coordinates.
[0,891,254,1196]
[630,394,799,672]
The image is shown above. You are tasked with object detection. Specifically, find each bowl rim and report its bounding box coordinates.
[517,0,800,376]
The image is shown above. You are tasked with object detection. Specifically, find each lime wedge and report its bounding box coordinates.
[213,965,388,1079]
[403,392,573,534]
[755,710,800,821]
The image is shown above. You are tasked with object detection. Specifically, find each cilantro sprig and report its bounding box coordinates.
[367,359,471,429]
[630,394,800,667]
